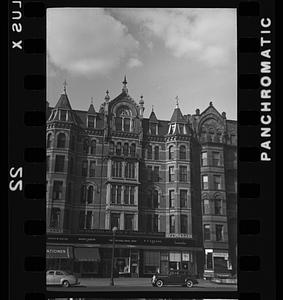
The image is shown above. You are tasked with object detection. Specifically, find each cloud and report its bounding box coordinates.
[127,57,143,68]
[111,8,236,67]
[47,8,139,76]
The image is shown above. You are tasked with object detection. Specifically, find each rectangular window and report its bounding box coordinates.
[153,215,159,232]
[86,211,92,229]
[55,155,65,172]
[60,110,67,121]
[53,181,63,200]
[202,175,209,190]
[206,252,213,269]
[153,166,159,182]
[214,199,222,215]
[150,124,156,135]
[169,190,175,208]
[82,160,88,177]
[124,118,130,132]
[50,208,60,228]
[147,166,152,181]
[204,224,211,240]
[110,213,120,229]
[179,166,187,182]
[214,175,221,190]
[203,199,210,214]
[169,166,174,182]
[130,187,135,205]
[216,224,224,241]
[180,190,187,208]
[117,186,122,204]
[124,186,129,205]
[115,117,122,131]
[181,215,188,233]
[212,152,221,166]
[111,185,116,204]
[47,155,50,172]
[125,214,134,230]
[112,161,122,178]
[125,162,135,179]
[170,215,175,233]
[146,215,152,232]
[89,161,95,177]
[201,152,208,166]
[88,116,95,128]
[79,211,85,229]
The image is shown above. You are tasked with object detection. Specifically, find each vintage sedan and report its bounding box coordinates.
[46,270,80,287]
[152,270,198,288]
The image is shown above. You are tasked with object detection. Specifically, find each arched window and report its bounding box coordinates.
[115,117,122,131]
[154,146,159,160]
[153,190,159,208]
[147,145,152,159]
[90,140,96,155]
[50,208,61,228]
[124,118,130,132]
[83,139,89,154]
[179,145,186,160]
[87,186,94,204]
[89,161,95,177]
[57,133,66,148]
[109,141,114,155]
[130,143,136,157]
[169,145,174,160]
[47,133,52,148]
[116,142,122,155]
[123,143,129,156]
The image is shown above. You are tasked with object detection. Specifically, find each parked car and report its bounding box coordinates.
[46,270,80,287]
[152,270,198,288]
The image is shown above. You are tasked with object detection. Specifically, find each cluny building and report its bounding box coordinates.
[46,77,237,278]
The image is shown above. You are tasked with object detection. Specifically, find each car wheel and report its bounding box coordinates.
[62,280,70,288]
[186,280,193,288]
[156,279,164,288]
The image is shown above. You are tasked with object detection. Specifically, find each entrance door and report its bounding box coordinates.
[160,261,169,275]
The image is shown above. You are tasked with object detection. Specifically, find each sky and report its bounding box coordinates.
[47,8,237,120]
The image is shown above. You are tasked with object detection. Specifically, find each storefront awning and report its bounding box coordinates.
[74,247,100,261]
[46,246,73,259]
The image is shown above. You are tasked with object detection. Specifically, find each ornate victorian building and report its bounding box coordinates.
[46,77,237,278]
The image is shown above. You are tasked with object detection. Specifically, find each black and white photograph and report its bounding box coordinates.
[46,8,237,291]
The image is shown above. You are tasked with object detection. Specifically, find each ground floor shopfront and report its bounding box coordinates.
[46,244,202,278]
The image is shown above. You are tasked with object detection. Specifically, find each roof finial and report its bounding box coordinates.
[91,97,93,105]
[152,105,154,112]
[105,89,110,101]
[209,101,213,106]
[175,96,179,108]
[63,80,67,94]
[122,75,128,93]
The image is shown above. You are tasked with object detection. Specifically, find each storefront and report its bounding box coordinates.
[46,245,73,272]
[73,247,100,277]
[204,249,232,278]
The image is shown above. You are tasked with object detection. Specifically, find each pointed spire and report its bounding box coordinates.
[91,97,93,105]
[88,97,96,114]
[175,96,179,108]
[149,106,158,123]
[63,80,67,94]
[122,75,128,93]
[152,105,154,112]
[170,97,185,123]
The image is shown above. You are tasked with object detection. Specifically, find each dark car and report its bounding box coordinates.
[152,270,198,288]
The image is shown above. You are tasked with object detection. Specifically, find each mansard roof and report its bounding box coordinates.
[170,107,185,123]
[54,93,72,110]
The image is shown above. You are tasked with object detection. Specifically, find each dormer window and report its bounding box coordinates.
[150,123,157,135]
[60,110,67,121]
[87,115,95,128]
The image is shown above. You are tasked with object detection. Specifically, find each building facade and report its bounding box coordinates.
[46,77,237,278]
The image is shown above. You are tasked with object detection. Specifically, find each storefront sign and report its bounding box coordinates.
[46,246,73,259]
[182,253,191,261]
[167,233,192,238]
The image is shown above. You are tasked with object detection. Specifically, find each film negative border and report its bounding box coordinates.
[8,0,276,299]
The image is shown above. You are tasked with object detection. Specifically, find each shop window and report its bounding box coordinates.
[90,140,96,155]
[57,133,66,148]
[52,181,63,200]
[169,146,174,160]
[170,215,175,233]
[169,190,175,208]
[204,224,211,240]
[130,143,136,156]
[89,161,95,177]
[179,166,187,182]
[55,155,65,172]
[202,175,209,190]
[88,115,95,128]
[214,175,221,190]
[147,145,152,159]
[125,214,134,231]
[80,185,86,203]
[179,145,186,159]
[212,151,221,166]
[87,186,94,204]
[216,224,224,241]
[180,190,187,208]
[180,215,188,234]
[169,166,174,182]
[50,208,60,228]
[153,166,159,182]
[206,252,213,269]
[214,198,222,215]
[112,161,122,178]
[46,155,50,172]
[201,152,208,166]
[116,142,122,156]
[143,251,160,274]
[82,161,88,177]
[47,133,52,148]
[123,143,129,156]
[154,146,159,160]
[203,199,210,214]
[110,213,120,229]
[60,110,67,121]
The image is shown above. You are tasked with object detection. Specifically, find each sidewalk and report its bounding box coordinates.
[78,277,236,288]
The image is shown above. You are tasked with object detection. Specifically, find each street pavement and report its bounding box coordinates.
[47,277,237,292]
